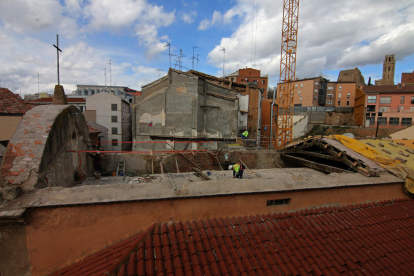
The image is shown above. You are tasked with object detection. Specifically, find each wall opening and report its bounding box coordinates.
[267,198,291,206]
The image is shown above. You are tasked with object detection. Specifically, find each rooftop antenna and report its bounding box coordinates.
[53,34,62,85]
[220,47,226,78]
[175,49,185,71]
[192,46,199,70]
[156,69,165,77]
[196,54,201,71]
[107,60,112,87]
[163,43,176,69]
[104,68,107,86]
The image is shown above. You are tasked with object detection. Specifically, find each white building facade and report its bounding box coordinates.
[74,85,135,104]
[86,92,131,151]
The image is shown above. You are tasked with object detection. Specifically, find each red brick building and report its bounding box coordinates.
[363,83,414,128]
[402,71,414,84]
[225,68,268,98]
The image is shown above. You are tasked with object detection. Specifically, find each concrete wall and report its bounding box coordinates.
[0,105,94,192]
[0,115,22,141]
[293,115,309,138]
[87,121,109,151]
[307,111,326,123]
[133,70,238,152]
[22,182,407,276]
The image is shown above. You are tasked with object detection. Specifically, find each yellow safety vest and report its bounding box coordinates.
[233,163,241,172]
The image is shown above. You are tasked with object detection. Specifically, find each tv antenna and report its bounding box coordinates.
[196,54,201,71]
[156,69,165,77]
[107,60,112,87]
[220,47,226,78]
[191,46,199,70]
[163,43,176,69]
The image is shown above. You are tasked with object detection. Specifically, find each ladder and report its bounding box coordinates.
[116,160,126,176]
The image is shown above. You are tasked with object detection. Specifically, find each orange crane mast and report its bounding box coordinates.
[276,0,299,149]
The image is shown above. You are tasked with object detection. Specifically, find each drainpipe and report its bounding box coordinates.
[270,86,276,149]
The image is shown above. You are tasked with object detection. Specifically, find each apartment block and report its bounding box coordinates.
[225,68,268,98]
[276,76,357,108]
[363,83,414,128]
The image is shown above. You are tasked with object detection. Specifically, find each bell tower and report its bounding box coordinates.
[382,54,395,85]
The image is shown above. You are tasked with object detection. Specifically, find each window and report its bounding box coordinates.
[371,113,376,117]
[300,97,302,101]
[298,90,301,95]
[327,94,333,98]
[402,118,412,126]
[267,198,291,206]
[241,79,244,82]
[111,115,117,122]
[112,139,118,146]
[347,101,350,106]
[295,84,297,89]
[246,78,249,82]
[111,103,117,111]
[380,97,391,104]
[339,85,342,91]
[411,107,414,112]
[412,97,414,104]
[378,117,387,125]
[389,117,400,125]
[314,89,318,93]
[339,92,342,98]
[367,96,376,103]
[112,127,118,134]
[399,106,404,112]
[301,83,303,88]
[327,86,334,90]
[378,106,389,112]
[314,96,318,100]
[327,100,332,104]
[338,100,341,105]
[347,93,350,98]
[367,117,375,125]
[315,81,318,85]
[401,96,405,104]
[262,80,265,84]
[367,105,376,112]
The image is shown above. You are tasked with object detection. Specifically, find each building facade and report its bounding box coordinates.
[276,77,357,108]
[225,68,268,98]
[74,85,141,104]
[402,71,414,84]
[363,83,414,128]
[86,92,131,151]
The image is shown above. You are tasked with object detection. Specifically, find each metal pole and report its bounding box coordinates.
[37,73,39,96]
[375,120,380,139]
[57,35,59,85]
[270,85,276,148]
[108,60,112,87]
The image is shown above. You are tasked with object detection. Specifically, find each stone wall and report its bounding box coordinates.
[0,105,93,194]
[325,111,357,126]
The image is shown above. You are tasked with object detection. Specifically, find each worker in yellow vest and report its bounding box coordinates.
[228,163,246,179]
[242,130,249,139]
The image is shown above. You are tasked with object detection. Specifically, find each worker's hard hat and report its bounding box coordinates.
[228,165,233,170]
[96,151,100,154]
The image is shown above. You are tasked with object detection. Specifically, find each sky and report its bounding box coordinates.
[0,0,413,95]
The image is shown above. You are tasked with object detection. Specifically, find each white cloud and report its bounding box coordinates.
[198,19,211,30]
[181,11,197,24]
[198,11,223,30]
[206,0,414,84]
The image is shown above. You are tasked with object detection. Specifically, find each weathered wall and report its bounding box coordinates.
[100,149,284,175]
[325,111,357,126]
[390,125,414,140]
[0,115,22,141]
[0,224,31,276]
[337,68,365,87]
[24,182,407,276]
[0,105,94,193]
[133,70,238,152]
[293,115,309,138]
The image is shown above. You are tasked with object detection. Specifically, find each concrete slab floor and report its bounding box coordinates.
[0,168,404,211]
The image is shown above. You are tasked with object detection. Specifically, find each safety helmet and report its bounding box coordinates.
[228,165,233,170]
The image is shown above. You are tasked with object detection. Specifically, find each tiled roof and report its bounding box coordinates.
[362,84,414,93]
[0,88,33,114]
[88,125,101,134]
[29,97,86,103]
[51,198,414,276]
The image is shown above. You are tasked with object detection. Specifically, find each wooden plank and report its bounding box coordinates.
[178,153,203,171]
[160,161,164,174]
[175,157,180,173]
[280,154,350,174]
[290,150,339,161]
[192,167,211,181]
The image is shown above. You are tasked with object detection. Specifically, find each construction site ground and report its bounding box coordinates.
[305,124,401,139]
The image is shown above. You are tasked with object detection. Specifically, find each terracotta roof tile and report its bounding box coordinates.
[53,199,414,275]
[0,88,33,114]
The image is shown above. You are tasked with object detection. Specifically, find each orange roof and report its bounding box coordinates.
[51,198,414,276]
[0,88,34,114]
[29,98,85,104]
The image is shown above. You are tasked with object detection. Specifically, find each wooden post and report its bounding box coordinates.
[151,159,154,174]
[160,160,164,174]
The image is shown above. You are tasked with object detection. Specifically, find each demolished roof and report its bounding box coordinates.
[0,88,34,114]
[51,198,414,276]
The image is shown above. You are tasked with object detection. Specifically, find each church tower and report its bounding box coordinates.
[382,54,395,85]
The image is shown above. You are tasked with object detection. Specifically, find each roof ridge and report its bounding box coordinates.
[107,223,157,276]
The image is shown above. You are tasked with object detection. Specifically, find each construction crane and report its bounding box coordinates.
[276,0,299,149]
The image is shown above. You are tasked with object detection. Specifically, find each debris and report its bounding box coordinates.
[379,142,384,147]
[388,143,398,147]
[381,149,391,154]
[399,151,409,157]
[192,167,211,181]
[405,149,414,154]
[397,142,405,146]
[2,186,22,200]
[395,157,407,164]
[366,142,376,147]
